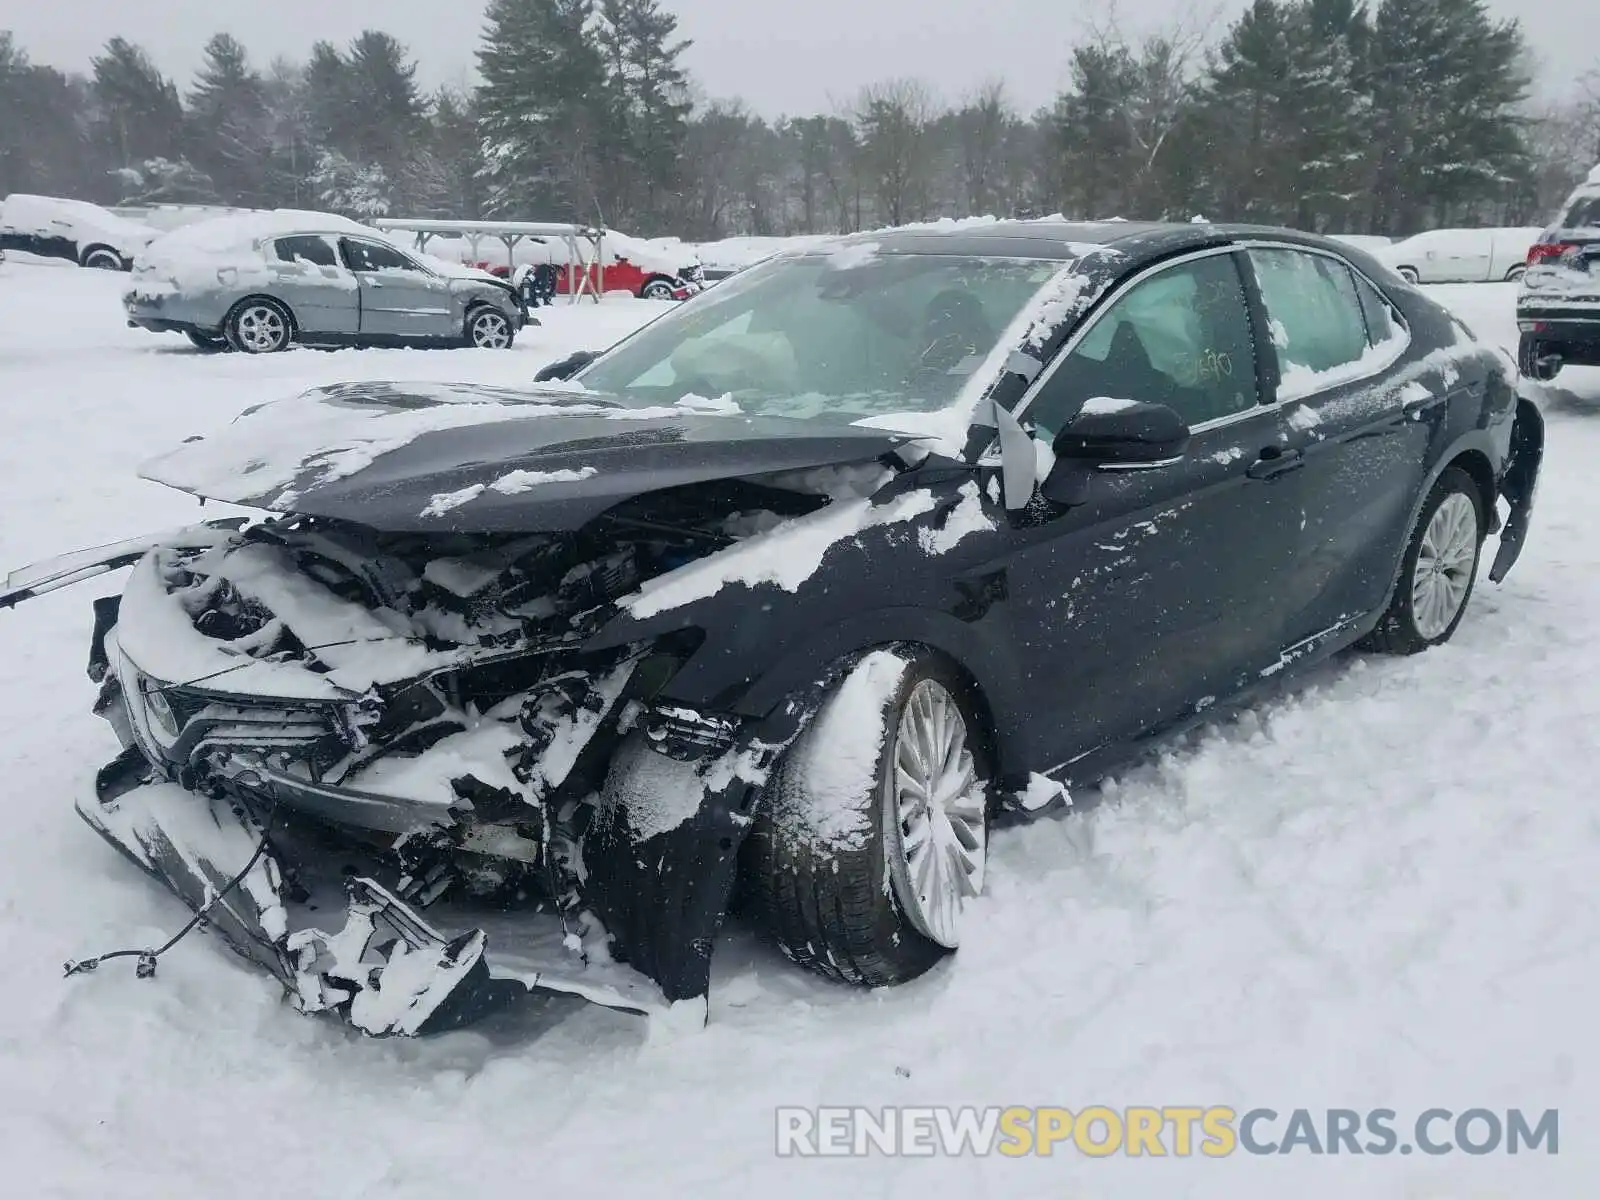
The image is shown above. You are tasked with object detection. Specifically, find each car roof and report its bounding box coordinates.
[830,219,1357,265]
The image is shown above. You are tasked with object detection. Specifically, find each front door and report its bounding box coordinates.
[340,237,455,340]
[997,249,1306,767]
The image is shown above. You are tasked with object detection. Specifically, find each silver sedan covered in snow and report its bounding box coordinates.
[123,209,526,353]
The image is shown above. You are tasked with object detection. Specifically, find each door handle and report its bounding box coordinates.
[1246,447,1305,480]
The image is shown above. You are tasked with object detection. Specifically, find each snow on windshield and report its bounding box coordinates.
[577,251,1065,436]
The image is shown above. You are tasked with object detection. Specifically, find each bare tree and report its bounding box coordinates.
[956,80,1010,217]
[854,78,941,226]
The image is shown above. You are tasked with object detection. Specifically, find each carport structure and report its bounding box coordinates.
[371,218,606,302]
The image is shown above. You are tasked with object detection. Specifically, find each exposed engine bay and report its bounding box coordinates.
[78,470,865,1032]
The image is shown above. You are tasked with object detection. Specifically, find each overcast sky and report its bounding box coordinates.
[5,0,1591,117]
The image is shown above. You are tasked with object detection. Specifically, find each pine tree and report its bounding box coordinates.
[476,0,609,219]
[91,37,186,170]
[594,0,693,225]
[188,34,271,204]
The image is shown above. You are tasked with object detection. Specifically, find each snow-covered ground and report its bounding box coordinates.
[1,263,1597,1198]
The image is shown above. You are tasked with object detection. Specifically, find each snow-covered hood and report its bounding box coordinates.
[140,381,914,532]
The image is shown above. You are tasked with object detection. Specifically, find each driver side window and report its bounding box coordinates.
[341,238,419,274]
[1028,253,1261,439]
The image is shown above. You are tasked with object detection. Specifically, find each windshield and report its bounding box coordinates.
[577,250,1064,421]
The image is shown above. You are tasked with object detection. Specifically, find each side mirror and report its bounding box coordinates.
[1040,400,1189,506]
[534,350,596,382]
[1051,399,1190,466]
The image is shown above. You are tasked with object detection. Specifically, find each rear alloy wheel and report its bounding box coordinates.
[82,247,124,270]
[1504,264,1527,283]
[467,307,514,349]
[640,277,677,301]
[226,300,293,354]
[746,651,991,987]
[1397,265,1420,284]
[1363,467,1485,655]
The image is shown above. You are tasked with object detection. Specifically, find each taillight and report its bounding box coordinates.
[1527,242,1576,264]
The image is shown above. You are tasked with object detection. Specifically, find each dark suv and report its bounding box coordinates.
[1518,170,1600,380]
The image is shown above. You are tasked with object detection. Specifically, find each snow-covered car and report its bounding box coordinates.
[1375,226,1543,284]
[473,227,704,300]
[0,193,159,270]
[1327,233,1394,255]
[1515,165,1600,381]
[3,221,1542,1036]
[124,210,526,352]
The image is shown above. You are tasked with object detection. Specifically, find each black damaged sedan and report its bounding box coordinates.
[3,220,1543,1035]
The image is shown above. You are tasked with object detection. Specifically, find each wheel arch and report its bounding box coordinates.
[79,243,128,270]
[1444,446,1498,534]
[720,607,1029,783]
[639,273,677,298]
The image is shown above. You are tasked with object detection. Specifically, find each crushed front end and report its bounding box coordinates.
[67,499,821,1033]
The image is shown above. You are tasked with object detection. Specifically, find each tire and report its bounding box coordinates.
[1504,264,1527,283]
[465,305,515,349]
[744,648,992,987]
[1397,265,1420,284]
[640,277,677,301]
[81,246,125,271]
[224,298,293,354]
[1362,467,1485,655]
[1517,332,1562,381]
[185,329,228,352]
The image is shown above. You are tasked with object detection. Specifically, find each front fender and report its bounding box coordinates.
[684,604,1030,781]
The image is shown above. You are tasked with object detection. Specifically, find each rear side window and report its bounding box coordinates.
[1562,193,1600,229]
[1353,273,1402,347]
[1029,252,1260,435]
[1248,249,1371,395]
[274,235,336,267]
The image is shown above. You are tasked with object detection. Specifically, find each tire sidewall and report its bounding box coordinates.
[226,298,293,354]
[1398,266,1420,284]
[641,278,676,301]
[82,247,123,270]
[1385,468,1486,651]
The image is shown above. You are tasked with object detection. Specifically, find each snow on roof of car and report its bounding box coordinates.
[142,209,373,259]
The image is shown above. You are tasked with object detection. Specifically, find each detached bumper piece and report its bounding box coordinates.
[77,762,508,1036]
[74,753,677,1036]
[1489,396,1544,583]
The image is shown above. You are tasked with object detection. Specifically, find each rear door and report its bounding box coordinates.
[269,235,358,335]
[1244,244,1433,643]
[339,237,455,339]
[998,249,1307,763]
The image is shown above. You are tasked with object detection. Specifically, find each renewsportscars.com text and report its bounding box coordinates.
[774,1106,1559,1158]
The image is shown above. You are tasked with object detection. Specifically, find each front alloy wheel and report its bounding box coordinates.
[468,308,513,349]
[883,679,988,948]
[746,650,991,987]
